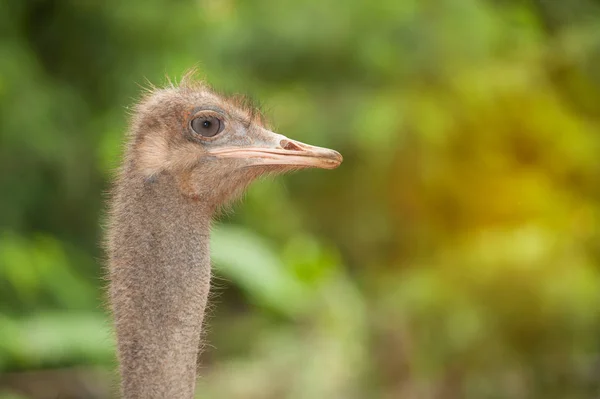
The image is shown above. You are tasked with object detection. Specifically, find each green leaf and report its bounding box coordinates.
[211,226,310,317]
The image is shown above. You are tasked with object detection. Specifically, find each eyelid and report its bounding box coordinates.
[190,105,226,118]
[192,110,224,120]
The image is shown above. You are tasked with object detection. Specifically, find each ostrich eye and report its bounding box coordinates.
[191,116,224,137]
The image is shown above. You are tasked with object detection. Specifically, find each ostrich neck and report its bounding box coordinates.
[108,170,212,399]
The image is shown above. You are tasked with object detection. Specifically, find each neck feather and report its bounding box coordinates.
[107,169,212,399]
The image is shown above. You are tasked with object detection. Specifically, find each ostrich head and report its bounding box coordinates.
[128,75,342,207]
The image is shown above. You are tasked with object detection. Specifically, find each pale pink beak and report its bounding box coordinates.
[209,133,343,170]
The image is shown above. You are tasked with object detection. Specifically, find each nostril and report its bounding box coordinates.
[280,139,303,151]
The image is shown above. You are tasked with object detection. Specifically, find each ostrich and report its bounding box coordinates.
[106,73,342,398]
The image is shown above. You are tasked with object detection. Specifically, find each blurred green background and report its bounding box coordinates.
[1,0,600,398]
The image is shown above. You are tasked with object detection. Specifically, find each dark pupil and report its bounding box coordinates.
[203,121,211,128]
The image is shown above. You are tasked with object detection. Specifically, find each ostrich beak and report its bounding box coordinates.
[209,130,343,170]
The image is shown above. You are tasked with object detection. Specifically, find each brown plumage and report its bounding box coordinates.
[106,71,342,398]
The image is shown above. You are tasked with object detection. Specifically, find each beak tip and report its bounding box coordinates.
[329,150,343,168]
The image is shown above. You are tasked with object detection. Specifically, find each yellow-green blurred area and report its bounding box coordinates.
[1,0,600,397]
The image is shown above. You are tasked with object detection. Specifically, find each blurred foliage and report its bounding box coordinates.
[1,0,600,398]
